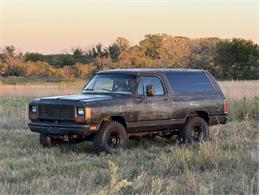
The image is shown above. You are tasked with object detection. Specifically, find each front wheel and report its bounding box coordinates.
[39,133,53,148]
[178,116,209,144]
[93,121,128,154]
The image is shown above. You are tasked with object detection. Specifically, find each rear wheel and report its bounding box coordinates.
[93,121,128,154]
[178,116,209,144]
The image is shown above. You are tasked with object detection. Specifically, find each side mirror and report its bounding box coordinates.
[146,84,155,97]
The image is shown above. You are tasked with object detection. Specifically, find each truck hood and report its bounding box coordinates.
[37,94,114,104]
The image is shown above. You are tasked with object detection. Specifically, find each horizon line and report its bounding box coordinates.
[1,35,258,55]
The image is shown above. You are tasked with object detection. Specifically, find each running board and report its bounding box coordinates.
[128,129,179,138]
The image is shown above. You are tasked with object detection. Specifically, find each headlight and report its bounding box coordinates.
[77,107,85,116]
[29,105,38,120]
[75,107,92,123]
[32,105,37,113]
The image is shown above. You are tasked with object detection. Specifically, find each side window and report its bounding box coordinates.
[142,76,165,96]
[165,72,214,93]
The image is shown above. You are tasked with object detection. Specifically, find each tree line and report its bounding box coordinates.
[0,34,258,80]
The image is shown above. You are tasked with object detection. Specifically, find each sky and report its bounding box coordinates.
[0,0,258,54]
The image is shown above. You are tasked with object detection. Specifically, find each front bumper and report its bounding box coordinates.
[28,122,94,136]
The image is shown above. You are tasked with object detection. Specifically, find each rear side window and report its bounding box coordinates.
[165,72,214,93]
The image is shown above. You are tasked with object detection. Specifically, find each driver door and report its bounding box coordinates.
[134,75,171,128]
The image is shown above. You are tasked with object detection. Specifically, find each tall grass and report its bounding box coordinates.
[0,120,258,194]
[219,80,259,99]
[228,96,259,121]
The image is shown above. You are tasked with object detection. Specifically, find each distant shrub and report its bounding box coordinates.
[0,61,8,75]
[72,63,95,79]
[61,63,95,79]
[61,65,74,79]
[25,61,63,78]
[4,62,26,77]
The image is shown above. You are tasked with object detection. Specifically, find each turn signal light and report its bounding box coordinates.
[75,107,92,123]
[75,116,86,123]
[29,113,38,120]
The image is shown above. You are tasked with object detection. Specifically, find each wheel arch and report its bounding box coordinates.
[185,111,209,124]
[97,115,127,130]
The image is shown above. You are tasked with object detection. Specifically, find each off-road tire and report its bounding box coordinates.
[93,121,128,154]
[178,116,209,144]
[39,133,53,148]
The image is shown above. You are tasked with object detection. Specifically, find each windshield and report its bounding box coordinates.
[82,74,137,94]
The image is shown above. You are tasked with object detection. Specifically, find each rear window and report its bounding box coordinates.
[165,72,214,93]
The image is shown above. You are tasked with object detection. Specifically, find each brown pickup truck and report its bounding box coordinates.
[28,69,228,153]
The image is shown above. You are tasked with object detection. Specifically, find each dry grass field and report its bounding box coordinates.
[220,80,259,100]
[0,80,258,194]
[0,80,258,99]
[0,81,83,97]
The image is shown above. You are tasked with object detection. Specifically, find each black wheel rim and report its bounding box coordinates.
[107,131,120,148]
[190,125,203,141]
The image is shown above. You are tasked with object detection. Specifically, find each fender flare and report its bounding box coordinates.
[96,115,127,131]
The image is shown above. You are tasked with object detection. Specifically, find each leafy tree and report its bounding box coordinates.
[25,52,44,62]
[109,43,121,61]
[61,54,75,66]
[187,38,220,75]
[140,34,163,59]
[87,44,108,59]
[0,61,8,75]
[71,63,95,79]
[216,38,258,79]
[116,37,129,51]
[73,48,83,60]
[108,37,130,61]
[5,45,15,56]
[0,34,258,80]
[160,35,193,67]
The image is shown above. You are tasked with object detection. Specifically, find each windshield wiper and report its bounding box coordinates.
[82,88,133,96]
[82,88,112,94]
[99,88,112,92]
[82,88,94,93]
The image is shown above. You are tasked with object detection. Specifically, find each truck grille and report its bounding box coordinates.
[38,105,75,120]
